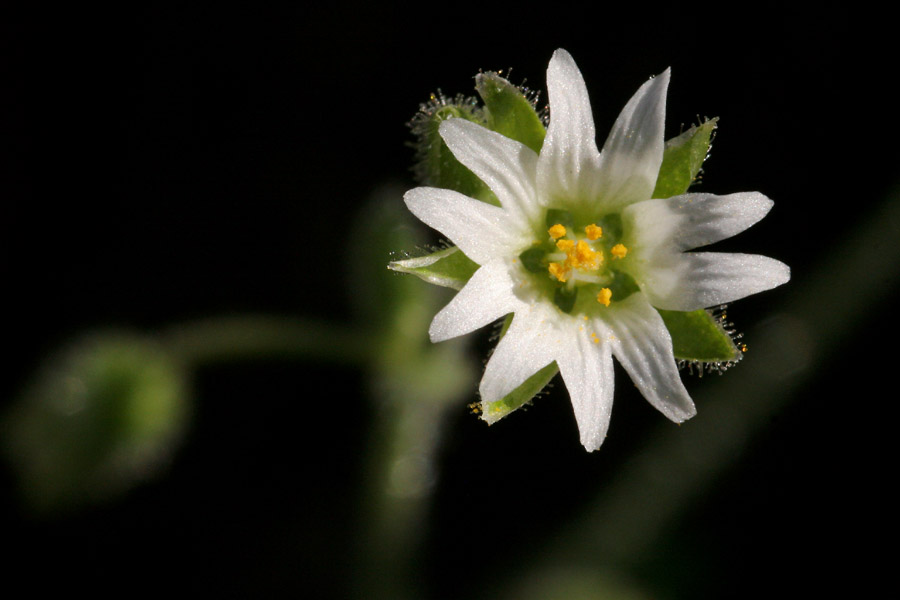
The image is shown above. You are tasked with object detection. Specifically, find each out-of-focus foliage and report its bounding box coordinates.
[3,333,190,513]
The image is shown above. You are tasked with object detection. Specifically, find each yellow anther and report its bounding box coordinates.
[556,239,575,252]
[548,262,569,282]
[585,224,603,240]
[611,243,628,259]
[548,224,567,239]
[597,288,612,307]
[573,240,601,270]
[591,332,600,344]
[575,240,594,261]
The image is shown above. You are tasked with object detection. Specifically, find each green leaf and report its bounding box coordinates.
[388,245,480,290]
[658,308,742,363]
[409,96,499,206]
[476,72,546,153]
[652,118,718,200]
[481,362,558,424]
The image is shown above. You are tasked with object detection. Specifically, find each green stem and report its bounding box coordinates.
[162,314,372,367]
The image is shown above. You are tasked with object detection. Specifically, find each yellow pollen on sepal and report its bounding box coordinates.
[611,243,628,259]
[597,288,612,306]
[585,224,603,240]
[548,224,567,239]
[548,262,569,282]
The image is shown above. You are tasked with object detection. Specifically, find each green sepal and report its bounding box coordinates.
[658,308,742,363]
[554,286,577,313]
[475,72,546,153]
[409,97,499,205]
[388,245,480,290]
[481,362,558,424]
[652,118,718,199]
[519,246,547,273]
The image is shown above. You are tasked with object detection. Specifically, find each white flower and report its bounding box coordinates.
[403,49,790,451]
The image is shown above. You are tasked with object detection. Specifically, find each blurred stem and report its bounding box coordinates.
[354,340,474,600]
[355,381,455,600]
[163,311,471,599]
[162,314,372,367]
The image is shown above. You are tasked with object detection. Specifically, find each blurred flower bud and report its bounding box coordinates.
[3,332,190,513]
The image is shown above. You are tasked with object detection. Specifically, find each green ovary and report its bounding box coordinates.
[518,209,639,314]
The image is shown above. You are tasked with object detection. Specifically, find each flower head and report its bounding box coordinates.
[403,49,790,451]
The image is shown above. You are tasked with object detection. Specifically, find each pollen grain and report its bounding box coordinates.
[548,224,567,239]
[597,288,612,306]
[585,224,603,240]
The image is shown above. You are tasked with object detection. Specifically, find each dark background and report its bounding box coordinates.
[3,5,896,598]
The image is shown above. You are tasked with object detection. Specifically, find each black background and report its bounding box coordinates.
[3,4,897,598]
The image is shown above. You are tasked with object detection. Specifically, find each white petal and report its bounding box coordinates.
[625,192,775,252]
[602,294,695,422]
[479,302,559,402]
[404,187,524,265]
[536,49,602,208]
[556,322,615,452]
[646,252,791,311]
[429,259,520,342]
[595,69,670,210]
[438,119,541,228]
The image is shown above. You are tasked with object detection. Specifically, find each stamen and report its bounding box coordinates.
[574,241,599,268]
[585,224,603,240]
[548,224,567,240]
[597,288,612,306]
[548,262,569,282]
[611,243,628,259]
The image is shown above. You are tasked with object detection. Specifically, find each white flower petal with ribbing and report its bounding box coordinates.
[429,259,521,342]
[624,192,775,252]
[643,252,791,312]
[593,68,669,211]
[555,322,615,451]
[601,294,695,422]
[403,187,525,265]
[479,301,558,403]
[438,119,541,229]
[537,49,602,206]
[622,191,791,310]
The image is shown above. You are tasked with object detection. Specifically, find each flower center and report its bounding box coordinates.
[518,209,637,314]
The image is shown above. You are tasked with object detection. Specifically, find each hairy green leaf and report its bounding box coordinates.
[653,118,718,200]
[476,72,546,153]
[659,308,742,363]
[480,362,558,424]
